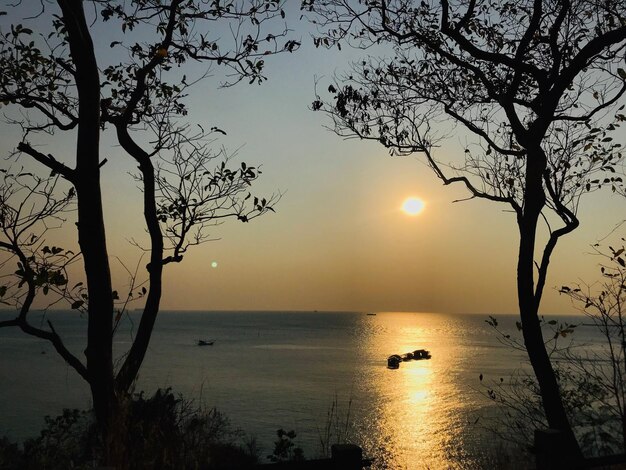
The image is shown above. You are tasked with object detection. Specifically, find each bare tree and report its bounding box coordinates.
[0,169,84,372]
[0,1,297,463]
[303,0,626,459]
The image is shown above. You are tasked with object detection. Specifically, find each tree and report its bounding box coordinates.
[303,0,626,459]
[0,0,297,463]
[480,238,626,456]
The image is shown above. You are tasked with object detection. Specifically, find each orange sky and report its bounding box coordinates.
[1,5,624,315]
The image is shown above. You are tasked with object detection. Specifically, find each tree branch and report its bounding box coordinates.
[555,81,626,122]
[423,146,521,212]
[534,172,580,308]
[17,142,75,182]
[443,104,525,157]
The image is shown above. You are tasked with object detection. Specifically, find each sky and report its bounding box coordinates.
[1,3,625,315]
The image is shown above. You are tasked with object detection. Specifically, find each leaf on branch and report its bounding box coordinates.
[210,126,227,135]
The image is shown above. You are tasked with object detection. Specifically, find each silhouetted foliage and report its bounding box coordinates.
[0,388,258,470]
[304,0,626,458]
[317,394,353,458]
[558,239,626,453]
[268,429,305,463]
[479,327,614,458]
[481,314,626,460]
[483,267,626,457]
[0,1,297,465]
[0,438,23,470]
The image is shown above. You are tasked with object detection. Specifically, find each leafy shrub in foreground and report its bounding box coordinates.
[0,388,258,469]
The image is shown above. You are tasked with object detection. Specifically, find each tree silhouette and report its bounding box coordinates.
[0,0,297,463]
[304,0,626,458]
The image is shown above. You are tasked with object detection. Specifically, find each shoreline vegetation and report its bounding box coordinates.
[0,388,366,470]
[0,388,274,470]
[0,388,534,470]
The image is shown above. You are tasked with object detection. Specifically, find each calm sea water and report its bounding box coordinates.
[0,310,598,469]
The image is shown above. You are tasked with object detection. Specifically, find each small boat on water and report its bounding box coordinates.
[387,349,431,369]
[197,339,215,346]
[366,313,377,316]
[413,349,431,360]
[387,355,402,369]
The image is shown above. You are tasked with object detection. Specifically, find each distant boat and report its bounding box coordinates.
[366,313,376,316]
[197,339,215,346]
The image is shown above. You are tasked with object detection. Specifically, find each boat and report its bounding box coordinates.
[387,354,402,369]
[386,350,432,368]
[197,339,215,346]
[366,313,376,316]
[413,349,431,360]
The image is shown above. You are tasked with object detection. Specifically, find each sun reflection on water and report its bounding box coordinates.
[354,312,478,469]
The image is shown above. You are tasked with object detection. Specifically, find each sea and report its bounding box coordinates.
[0,310,600,469]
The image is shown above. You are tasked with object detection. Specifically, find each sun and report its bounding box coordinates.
[402,197,425,216]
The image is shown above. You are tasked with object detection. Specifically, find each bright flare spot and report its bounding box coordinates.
[211,261,218,269]
[402,197,425,216]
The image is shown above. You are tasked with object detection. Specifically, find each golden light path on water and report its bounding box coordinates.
[353,312,483,469]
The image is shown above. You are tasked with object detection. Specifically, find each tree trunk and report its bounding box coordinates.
[57,0,116,459]
[622,412,626,452]
[517,153,583,461]
[114,143,164,393]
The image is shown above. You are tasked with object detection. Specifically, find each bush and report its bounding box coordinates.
[0,436,25,470]
[267,429,304,463]
[0,388,258,469]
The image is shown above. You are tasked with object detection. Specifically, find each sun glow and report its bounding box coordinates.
[402,197,425,216]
